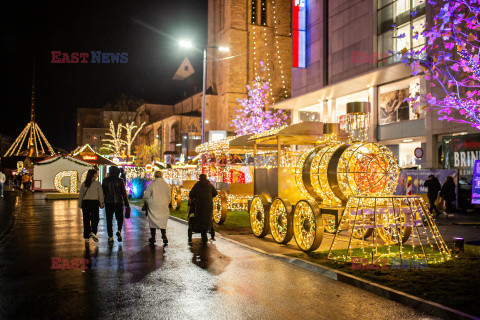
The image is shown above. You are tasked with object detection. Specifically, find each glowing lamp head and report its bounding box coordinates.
[218,46,229,52]
[179,39,193,48]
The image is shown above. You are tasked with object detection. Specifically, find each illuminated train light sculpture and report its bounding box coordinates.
[164,134,255,224]
[249,102,450,265]
[163,165,199,210]
[194,134,255,224]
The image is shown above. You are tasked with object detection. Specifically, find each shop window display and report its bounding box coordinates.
[379,77,424,125]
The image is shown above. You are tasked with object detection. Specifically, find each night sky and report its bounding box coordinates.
[0,0,208,151]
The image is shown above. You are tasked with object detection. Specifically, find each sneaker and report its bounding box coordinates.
[116,231,122,242]
[149,237,156,245]
[90,233,99,242]
[108,237,114,244]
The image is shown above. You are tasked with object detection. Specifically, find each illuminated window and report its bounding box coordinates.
[377,0,426,65]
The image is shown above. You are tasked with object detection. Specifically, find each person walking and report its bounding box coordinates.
[189,174,218,245]
[143,171,171,246]
[22,173,31,192]
[102,166,130,244]
[424,174,441,217]
[0,169,5,198]
[78,169,104,243]
[119,167,127,184]
[440,176,456,218]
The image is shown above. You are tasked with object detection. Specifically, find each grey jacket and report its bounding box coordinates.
[78,180,105,208]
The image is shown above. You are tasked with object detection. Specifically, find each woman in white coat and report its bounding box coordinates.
[144,171,172,245]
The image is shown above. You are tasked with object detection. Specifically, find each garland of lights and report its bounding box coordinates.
[35,156,92,167]
[54,170,78,193]
[327,196,451,266]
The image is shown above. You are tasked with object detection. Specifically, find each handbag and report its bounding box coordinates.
[436,196,446,211]
[142,201,149,216]
[125,206,131,219]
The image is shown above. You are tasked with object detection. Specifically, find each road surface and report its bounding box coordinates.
[0,193,436,319]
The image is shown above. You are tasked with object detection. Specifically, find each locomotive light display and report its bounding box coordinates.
[249,102,450,265]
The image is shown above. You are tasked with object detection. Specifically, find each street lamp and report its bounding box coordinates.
[178,39,229,143]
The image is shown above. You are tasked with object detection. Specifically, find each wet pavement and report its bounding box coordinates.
[0,191,16,240]
[0,193,437,319]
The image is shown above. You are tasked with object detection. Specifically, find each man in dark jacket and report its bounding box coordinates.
[102,166,130,244]
[189,174,218,245]
[424,174,441,217]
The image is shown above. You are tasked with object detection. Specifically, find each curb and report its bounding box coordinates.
[156,207,479,320]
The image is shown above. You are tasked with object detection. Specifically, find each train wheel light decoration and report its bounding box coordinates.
[213,191,228,224]
[269,198,293,244]
[171,186,181,210]
[249,195,271,238]
[293,200,323,252]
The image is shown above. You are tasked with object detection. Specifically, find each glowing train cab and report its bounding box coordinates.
[188,134,256,223]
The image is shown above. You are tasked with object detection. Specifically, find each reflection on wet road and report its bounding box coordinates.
[0,193,435,319]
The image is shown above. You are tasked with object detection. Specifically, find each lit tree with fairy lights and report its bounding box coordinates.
[401,0,480,130]
[103,121,125,155]
[120,121,146,157]
[232,62,289,135]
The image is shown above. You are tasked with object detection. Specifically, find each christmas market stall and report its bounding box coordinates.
[71,144,116,181]
[248,102,450,267]
[33,155,92,194]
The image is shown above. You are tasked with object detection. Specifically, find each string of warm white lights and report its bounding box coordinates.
[271,0,288,99]
[54,170,78,193]
[327,196,451,266]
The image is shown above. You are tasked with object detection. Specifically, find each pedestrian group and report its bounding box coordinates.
[424,174,457,218]
[78,166,218,247]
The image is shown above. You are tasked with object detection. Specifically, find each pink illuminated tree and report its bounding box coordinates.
[401,0,480,130]
[232,62,289,135]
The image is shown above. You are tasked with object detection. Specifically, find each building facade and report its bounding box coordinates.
[273,0,478,173]
[206,0,292,134]
[76,108,136,151]
[139,115,201,164]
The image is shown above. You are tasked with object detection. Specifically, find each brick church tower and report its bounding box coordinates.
[205,0,292,134]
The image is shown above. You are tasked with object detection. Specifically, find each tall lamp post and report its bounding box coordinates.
[178,40,229,143]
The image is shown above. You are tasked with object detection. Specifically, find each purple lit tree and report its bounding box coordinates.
[232,62,289,135]
[402,0,480,130]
